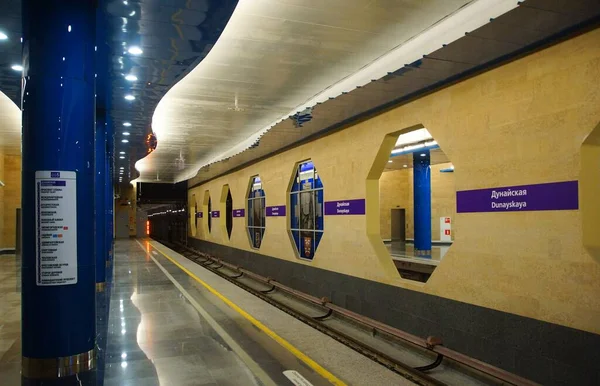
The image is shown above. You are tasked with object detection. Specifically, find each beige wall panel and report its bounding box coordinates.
[2,155,22,248]
[0,151,4,248]
[189,29,600,334]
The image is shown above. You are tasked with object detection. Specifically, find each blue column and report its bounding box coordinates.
[21,0,96,380]
[413,150,432,255]
[106,115,114,281]
[95,111,107,288]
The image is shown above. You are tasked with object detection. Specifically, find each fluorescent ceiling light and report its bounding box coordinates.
[123,132,130,136]
[388,160,393,163]
[121,139,129,143]
[125,74,137,82]
[0,32,8,40]
[129,11,135,16]
[11,64,23,71]
[124,94,135,101]
[119,151,126,154]
[127,46,142,55]
[395,128,432,147]
[123,122,131,127]
[119,156,125,159]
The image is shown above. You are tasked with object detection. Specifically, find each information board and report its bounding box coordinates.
[35,171,77,286]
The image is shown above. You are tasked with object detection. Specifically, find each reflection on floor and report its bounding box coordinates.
[0,239,416,385]
[0,254,20,385]
[104,241,270,386]
[385,241,450,265]
[385,241,451,282]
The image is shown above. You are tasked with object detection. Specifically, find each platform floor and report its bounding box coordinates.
[386,241,450,265]
[0,239,415,385]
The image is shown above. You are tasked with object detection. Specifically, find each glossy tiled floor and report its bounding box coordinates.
[0,254,21,385]
[386,241,450,265]
[0,239,415,385]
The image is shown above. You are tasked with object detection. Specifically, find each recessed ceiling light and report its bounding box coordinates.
[121,139,129,143]
[123,132,130,136]
[129,11,135,16]
[127,46,142,55]
[420,153,426,157]
[403,164,408,168]
[119,156,125,159]
[122,122,131,127]
[124,74,137,82]
[11,64,23,71]
[68,25,72,32]
[119,151,125,154]
[0,32,8,40]
[124,94,135,101]
[388,160,393,163]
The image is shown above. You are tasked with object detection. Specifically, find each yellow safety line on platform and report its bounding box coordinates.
[146,240,347,386]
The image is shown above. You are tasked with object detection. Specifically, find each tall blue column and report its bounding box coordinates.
[95,111,107,288]
[21,0,96,380]
[413,150,432,256]
[106,115,114,281]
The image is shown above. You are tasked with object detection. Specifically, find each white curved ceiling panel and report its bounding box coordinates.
[140,0,501,183]
[0,91,21,156]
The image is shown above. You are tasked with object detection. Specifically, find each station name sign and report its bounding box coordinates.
[456,181,578,213]
[266,205,286,217]
[324,199,366,215]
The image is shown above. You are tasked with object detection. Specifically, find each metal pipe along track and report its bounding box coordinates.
[156,238,538,386]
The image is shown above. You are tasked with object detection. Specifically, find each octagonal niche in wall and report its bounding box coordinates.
[246,175,266,249]
[366,125,455,283]
[288,160,324,261]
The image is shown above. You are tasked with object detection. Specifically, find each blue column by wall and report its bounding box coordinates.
[413,150,432,255]
[21,0,97,379]
[95,111,107,286]
[106,115,114,281]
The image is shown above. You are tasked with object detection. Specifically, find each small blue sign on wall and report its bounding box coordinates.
[211,211,220,218]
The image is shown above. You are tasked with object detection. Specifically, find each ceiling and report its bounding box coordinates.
[141,0,478,183]
[1,0,599,188]
[386,148,450,171]
[185,0,600,187]
[0,0,239,183]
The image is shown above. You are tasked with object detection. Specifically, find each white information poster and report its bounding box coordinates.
[440,216,452,242]
[35,171,77,286]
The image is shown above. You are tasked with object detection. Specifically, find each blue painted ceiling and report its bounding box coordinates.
[0,0,238,185]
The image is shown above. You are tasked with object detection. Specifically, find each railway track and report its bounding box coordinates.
[158,239,538,386]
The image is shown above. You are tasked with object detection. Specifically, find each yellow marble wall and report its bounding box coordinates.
[188,29,600,334]
[2,155,22,249]
[115,184,137,237]
[0,150,4,248]
[0,154,21,249]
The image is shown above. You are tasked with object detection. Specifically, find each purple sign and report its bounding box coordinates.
[457,181,578,213]
[233,209,245,217]
[324,199,366,215]
[211,211,220,218]
[266,205,286,217]
[196,212,203,218]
